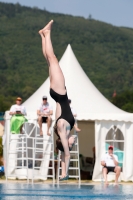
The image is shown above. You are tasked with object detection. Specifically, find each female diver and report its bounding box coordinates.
[39,20,76,181]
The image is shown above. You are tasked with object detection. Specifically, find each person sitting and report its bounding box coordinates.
[68,99,81,132]
[101,145,121,185]
[9,97,27,134]
[37,96,53,136]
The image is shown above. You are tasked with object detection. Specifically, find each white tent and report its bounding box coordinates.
[23,44,133,182]
[4,44,133,181]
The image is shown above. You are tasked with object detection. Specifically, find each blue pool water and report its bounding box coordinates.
[0,183,133,200]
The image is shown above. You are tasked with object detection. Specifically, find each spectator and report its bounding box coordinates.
[37,96,53,136]
[9,97,27,134]
[101,145,121,185]
[68,99,81,132]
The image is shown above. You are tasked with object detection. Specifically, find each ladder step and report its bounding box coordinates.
[9,139,20,141]
[70,159,78,161]
[35,138,52,141]
[17,148,27,150]
[8,166,27,169]
[47,175,55,177]
[8,166,55,169]
[58,175,79,178]
[32,175,54,178]
[35,140,53,142]
[27,156,53,159]
[9,138,26,141]
[33,158,54,161]
[7,175,28,177]
[16,158,27,160]
[26,147,46,151]
[11,158,54,161]
[58,159,78,162]
[6,158,27,161]
[58,151,78,155]
[33,167,54,169]
[35,143,52,145]
[35,139,52,141]
[34,151,52,153]
[9,151,26,153]
[68,175,80,178]
[59,167,79,170]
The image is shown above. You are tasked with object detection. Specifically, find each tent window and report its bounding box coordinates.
[105,126,124,170]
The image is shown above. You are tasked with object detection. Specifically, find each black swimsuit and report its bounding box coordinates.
[50,88,75,130]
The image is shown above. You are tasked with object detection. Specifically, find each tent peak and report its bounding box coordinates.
[66,44,72,50]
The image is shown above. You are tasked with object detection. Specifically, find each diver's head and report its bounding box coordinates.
[56,136,76,152]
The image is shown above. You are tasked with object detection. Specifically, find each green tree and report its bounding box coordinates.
[111,91,133,113]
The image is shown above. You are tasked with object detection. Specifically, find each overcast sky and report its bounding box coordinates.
[1,0,133,28]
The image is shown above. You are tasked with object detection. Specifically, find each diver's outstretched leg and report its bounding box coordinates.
[38,31,49,66]
[39,30,52,81]
[40,20,66,95]
[39,20,54,67]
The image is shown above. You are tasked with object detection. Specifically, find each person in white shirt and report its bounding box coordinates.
[68,99,81,132]
[101,145,121,185]
[9,97,27,134]
[37,96,53,136]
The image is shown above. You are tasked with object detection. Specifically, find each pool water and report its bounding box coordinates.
[0,183,133,200]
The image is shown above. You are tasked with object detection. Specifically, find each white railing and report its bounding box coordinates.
[3,112,55,183]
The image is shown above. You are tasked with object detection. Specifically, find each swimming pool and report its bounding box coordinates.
[0,183,133,200]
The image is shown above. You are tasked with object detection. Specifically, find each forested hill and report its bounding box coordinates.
[0,2,133,111]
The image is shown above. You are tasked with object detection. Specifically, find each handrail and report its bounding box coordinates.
[4,116,55,183]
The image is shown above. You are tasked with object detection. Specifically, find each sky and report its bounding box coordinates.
[0,0,133,28]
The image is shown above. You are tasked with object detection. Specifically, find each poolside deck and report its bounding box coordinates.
[0,177,133,185]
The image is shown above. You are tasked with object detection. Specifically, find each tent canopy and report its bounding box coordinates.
[23,44,133,122]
